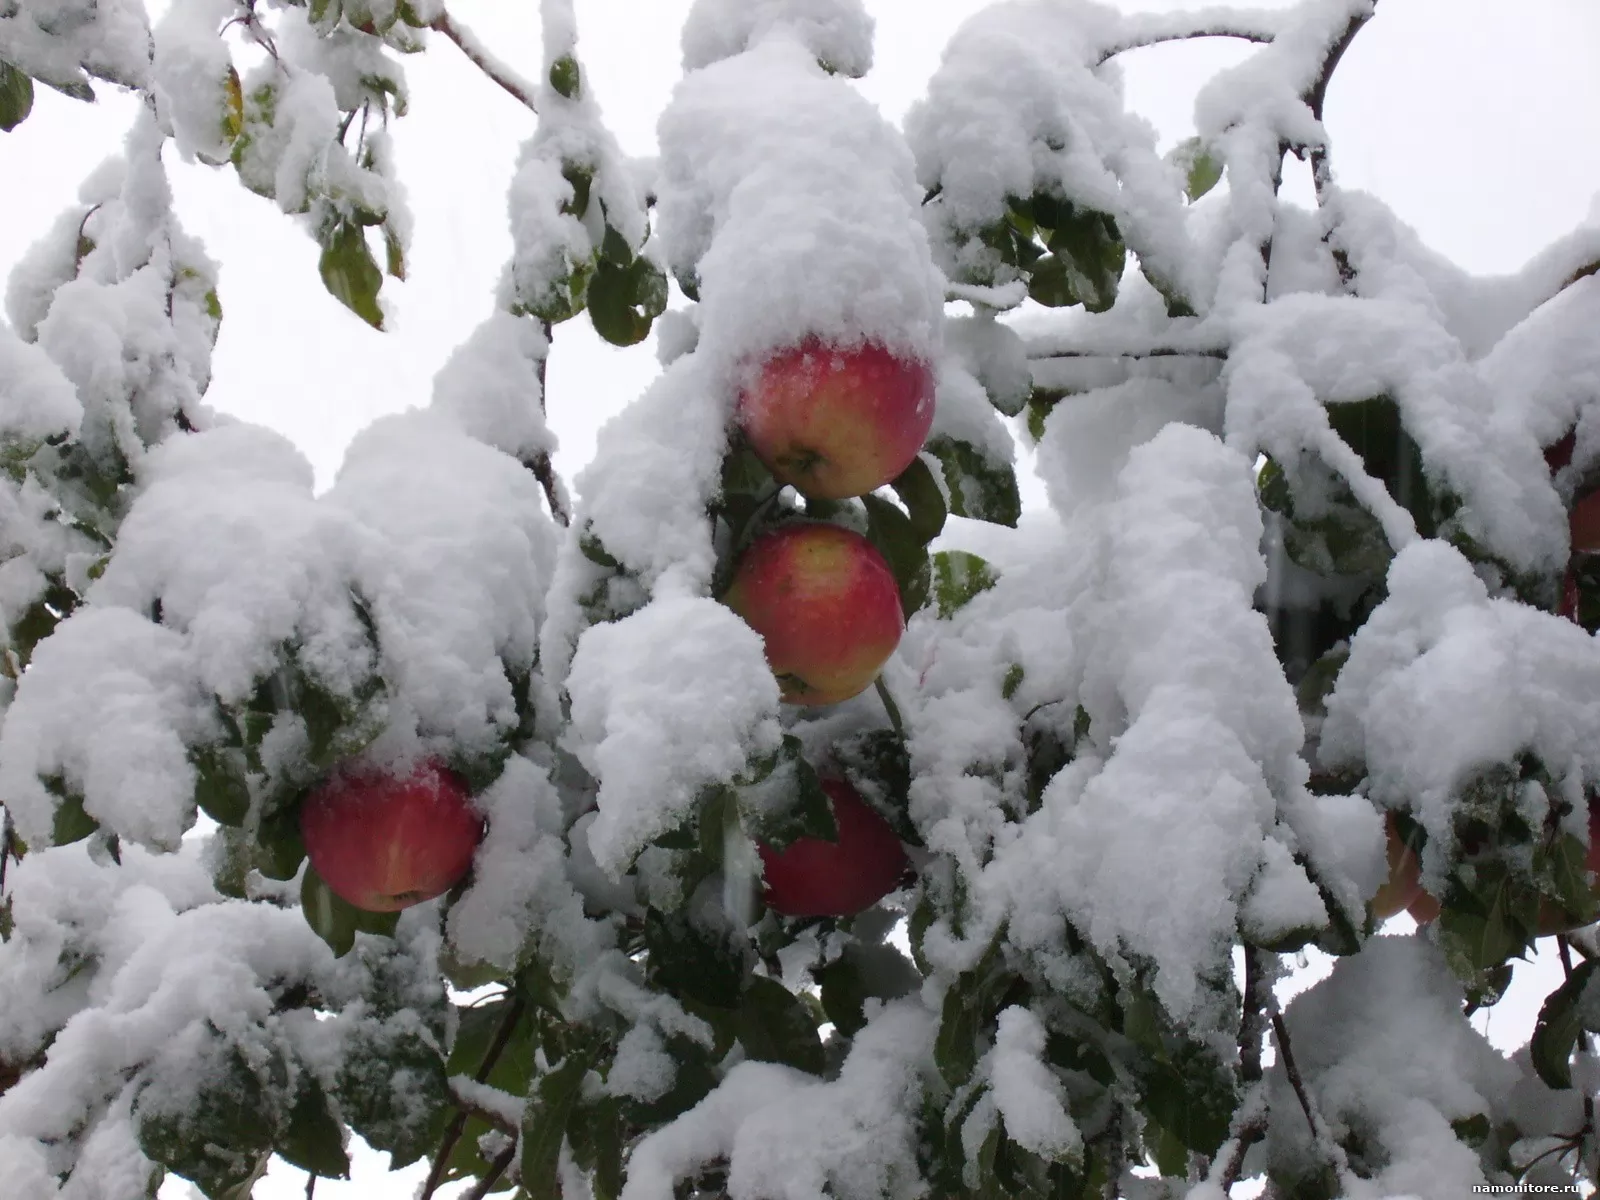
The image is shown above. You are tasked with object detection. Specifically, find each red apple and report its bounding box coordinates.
[736,338,936,500]
[1546,431,1576,475]
[758,778,908,917]
[724,522,903,706]
[1407,887,1441,927]
[300,758,483,913]
[1572,492,1600,555]
[1372,812,1426,921]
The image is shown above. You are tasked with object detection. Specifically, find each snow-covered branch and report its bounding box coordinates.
[430,8,541,114]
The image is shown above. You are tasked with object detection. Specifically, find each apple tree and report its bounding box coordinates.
[2,1,1600,1198]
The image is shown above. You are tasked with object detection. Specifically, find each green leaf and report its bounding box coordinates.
[926,436,1022,529]
[1530,958,1599,1090]
[1024,203,1124,313]
[1169,136,1223,202]
[383,223,406,280]
[890,456,948,545]
[817,942,922,1038]
[561,164,593,218]
[644,909,747,1010]
[588,256,668,347]
[0,61,35,132]
[935,941,1010,1086]
[521,1052,590,1200]
[1002,664,1025,701]
[310,0,339,25]
[624,1036,719,1126]
[737,975,825,1074]
[221,67,243,143]
[739,735,837,851]
[599,224,633,266]
[933,551,998,619]
[318,218,385,330]
[255,805,307,881]
[192,745,251,827]
[136,1044,279,1200]
[1138,1045,1236,1156]
[447,997,536,1098]
[1440,877,1525,976]
[335,1022,451,1169]
[1326,394,1435,538]
[862,494,931,619]
[48,778,99,846]
[277,1074,350,1179]
[548,55,581,99]
[300,865,399,959]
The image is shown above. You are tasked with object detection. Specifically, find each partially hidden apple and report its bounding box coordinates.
[300,757,484,913]
[1572,491,1600,555]
[758,778,908,917]
[1545,430,1600,556]
[724,522,903,706]
[1372,812,1427,921]
[736,338,936,500]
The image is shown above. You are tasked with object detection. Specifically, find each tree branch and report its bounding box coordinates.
[1240,946,1269,1085]
[430,9,540,114]
[419,995,527,1200]
[1271,1009,1352,1184]
[462,1140,517,1200]
[1030,346,1228,362]
[1304,4,1380,284]
[527,320,571,527]
[1098,11,1278,62]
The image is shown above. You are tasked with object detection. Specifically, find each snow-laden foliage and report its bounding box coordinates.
[3,1,1600,1198]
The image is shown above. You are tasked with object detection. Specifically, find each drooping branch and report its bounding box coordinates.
[1312,0,1376,204]
[430,9,540,114]
[1098,8,1279,61]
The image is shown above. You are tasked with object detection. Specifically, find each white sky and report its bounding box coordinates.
[3,1,1600,1196]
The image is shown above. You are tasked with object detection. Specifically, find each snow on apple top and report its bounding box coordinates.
[656,10,944,378]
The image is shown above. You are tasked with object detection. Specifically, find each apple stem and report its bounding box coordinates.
[874,677,903,737]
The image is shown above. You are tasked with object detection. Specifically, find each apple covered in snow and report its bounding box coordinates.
[724,522,903,706]
[300,758,484,913]
[736,338,936,500]
[758,777,908,917]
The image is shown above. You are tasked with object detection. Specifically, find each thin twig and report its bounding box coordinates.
[462,1141,517,1200]
[525,319,572,526]
[1215,1110,1270,1193]
[304,1172,316,1199]
[431,10,540,114]
[1102,1103,1125,1200]
[1030,346,1228,362]
[1240,947,1268,1085]
[1271,1009,1351,1187]
[419,995,528,1200]
[1206,949,1273,1193]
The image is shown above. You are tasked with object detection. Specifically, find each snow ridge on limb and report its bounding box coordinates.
[987,427,1335,1029]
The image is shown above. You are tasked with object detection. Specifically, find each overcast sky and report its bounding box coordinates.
[3,1,1599,1196]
